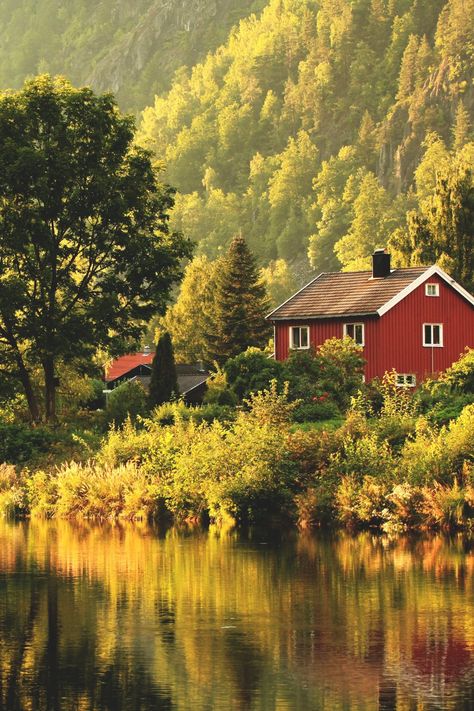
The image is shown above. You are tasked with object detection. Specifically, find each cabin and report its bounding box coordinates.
[104,348,210,404]
[267,250,474,386]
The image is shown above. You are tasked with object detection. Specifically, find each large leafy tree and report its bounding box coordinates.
[208,235,270,366]
[0,75,191,421]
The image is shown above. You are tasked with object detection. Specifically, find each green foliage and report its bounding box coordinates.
[203,367,238,407]
[135,0,474,275]
[0,423,54,464]
[149,332,179,408]
[0,464,27,517]
[106,381,148,427]
[0,75,191,422]
[0,0,267,113]
[208,236,271,365]
[391,161,474,292]
[440,348,474,392]
[224,348,285,401]
[160,256,219,364]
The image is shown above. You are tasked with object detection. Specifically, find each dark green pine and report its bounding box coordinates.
[149,332,179,407]
[208,235,271,365]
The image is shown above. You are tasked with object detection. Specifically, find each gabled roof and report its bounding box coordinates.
[267,265,474,321]
[105,354,211,394]
[105,352,154,382]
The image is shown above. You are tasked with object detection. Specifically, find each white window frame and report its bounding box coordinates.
[289,325,310,350]
[423,323,443,347]
[425,283,439,297]
[343,322,365,347]
[396,374,416,388]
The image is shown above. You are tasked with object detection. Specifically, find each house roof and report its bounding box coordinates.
[267,265,474,320]
[105,352,154,382]
[105,355,210,394]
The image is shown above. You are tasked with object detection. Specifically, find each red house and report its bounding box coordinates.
[267,250,474,386]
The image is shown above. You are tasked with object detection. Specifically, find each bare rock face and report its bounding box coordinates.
[85,0,246,102]
[0,0,265,112]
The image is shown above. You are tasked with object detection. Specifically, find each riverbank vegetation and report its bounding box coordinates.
[2,347,474,532]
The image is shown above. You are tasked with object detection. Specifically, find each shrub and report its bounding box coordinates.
[106,380,148,426]
[385,483,424,529]
[49,460,160,520]
[0,423,54,464]
[336,475,389,526]
[224,348,285,400]
[421,481,467,530]
[440,348,474,393]
[292,399,340,423]
[0,464,27,517]
[204,367,238,406]
[295,484,336,527]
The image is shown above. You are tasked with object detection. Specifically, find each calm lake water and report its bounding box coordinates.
[1,522,474,710]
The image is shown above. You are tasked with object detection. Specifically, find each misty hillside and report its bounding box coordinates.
[137,0,474,277]
[0,0,266,112]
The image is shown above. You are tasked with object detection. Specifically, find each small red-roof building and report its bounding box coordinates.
[267,250,474,386]
[104,348,211,404]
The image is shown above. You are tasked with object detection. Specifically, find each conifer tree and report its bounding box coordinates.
[452,101,472,152]
[149,332,179,408]
[208,235,271,365]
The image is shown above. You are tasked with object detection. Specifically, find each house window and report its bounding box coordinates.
[425,283,439,297]
[423,323,443,347]
[396,374,416,388]
[290,326,310,350]
[344,323,365,346]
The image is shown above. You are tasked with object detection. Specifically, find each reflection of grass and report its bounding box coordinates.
[1,522,474,710]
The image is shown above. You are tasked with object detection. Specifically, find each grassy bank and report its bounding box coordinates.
[2,380,474,532]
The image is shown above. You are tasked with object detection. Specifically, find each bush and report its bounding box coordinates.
[440,348,474,393]
[106,380,148,426]
[204,367,238,407]
[0,423,54,464]
[292,399,341,423]
[224,348,285,400]
[0,464,27,517]
[34,460,161,520]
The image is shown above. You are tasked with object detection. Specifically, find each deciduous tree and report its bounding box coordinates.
[0,76,191,421]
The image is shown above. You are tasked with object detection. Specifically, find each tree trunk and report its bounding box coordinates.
[15,355,41,423]
[43,358,57,423]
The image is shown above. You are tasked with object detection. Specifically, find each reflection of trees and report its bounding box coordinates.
[1,522,474,709]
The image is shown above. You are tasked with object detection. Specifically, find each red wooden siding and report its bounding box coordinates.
[273,274,474,382]
[369,274,474,380]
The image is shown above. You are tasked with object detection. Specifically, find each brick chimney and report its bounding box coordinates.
[372,249,391,278]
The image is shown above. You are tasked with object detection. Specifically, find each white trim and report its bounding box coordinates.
[423,323,443,347]
[378,265,474,316]
[181,377,210,396]
[425,282,439,297]
[396,373,417,388]
[289,325,310,350]
[343,322,365,346]
[266,273,325,319]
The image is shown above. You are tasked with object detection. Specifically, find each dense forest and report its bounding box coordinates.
[0,0,266,112]
[136,0,474,291]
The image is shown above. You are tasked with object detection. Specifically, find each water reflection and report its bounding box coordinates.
[1,522,474,710]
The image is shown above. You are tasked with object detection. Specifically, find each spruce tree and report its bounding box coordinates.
[208,235,271,365]
[149,332,179,407]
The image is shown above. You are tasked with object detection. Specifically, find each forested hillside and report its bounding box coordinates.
[0,0,266,112]
[138,0,474,283]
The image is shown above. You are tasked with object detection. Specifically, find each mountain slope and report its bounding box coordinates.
[137,0,474,275]
[0,0,266,112]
